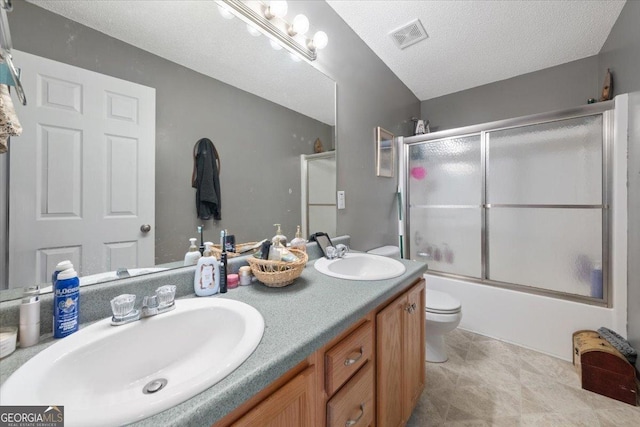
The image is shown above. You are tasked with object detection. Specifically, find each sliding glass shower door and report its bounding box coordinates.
[404,104,611,303]
[407,134,482,278]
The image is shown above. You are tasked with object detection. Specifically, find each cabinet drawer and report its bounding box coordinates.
[327,361,374,427]
[325,320,373,396]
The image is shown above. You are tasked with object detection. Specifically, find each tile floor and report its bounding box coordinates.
[407,329,640,426]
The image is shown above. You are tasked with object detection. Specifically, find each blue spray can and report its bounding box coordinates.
[54,268,80,338]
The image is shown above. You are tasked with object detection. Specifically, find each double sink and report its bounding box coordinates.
[0,253,406,425]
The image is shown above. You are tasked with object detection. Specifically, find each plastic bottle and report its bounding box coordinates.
[289,225,306,252]
[184,238,202,266]
[51,260,74,334]
[19,286,40,348]
[271,224,288,247]
[51,260,73,284]
[194,242,220,297]
[54,268,80,338]
[590,262,603,299]
[239,266,252,286]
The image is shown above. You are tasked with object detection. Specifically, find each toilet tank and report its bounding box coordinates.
[367,245,401,259]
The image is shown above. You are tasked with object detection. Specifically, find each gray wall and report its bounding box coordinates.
[418,0,640,352]
[304,2,421,251]
[6,1,333,265]
[598,0,640,355]
[420,55,600,131]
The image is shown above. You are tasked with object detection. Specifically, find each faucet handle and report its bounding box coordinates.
[110,294,136,318]
[325,245,338,259]
[335,244,349,258]
[110,294,140,325]
[155,285,176,307]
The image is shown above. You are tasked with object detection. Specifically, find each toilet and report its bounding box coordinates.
[367,246,462,363]
[425,290,462,363]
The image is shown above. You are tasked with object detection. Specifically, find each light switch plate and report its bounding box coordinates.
[337,190,346,209]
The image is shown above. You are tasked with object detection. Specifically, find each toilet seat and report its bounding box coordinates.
[426,290,461,315]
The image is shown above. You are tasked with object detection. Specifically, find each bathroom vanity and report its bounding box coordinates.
[0,246,427,426]
[217,278,425,427]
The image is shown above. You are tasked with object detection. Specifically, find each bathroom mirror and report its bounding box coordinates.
[0,1,336,299]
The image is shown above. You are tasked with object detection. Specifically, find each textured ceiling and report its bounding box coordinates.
[28,0,336,125]
[326,0,626,101]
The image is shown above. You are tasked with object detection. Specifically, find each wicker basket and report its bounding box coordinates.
[246,249,308,287]
[210,242,261,260]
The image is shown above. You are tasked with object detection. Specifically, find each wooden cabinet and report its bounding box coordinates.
[326,361,374,427]
[376,280,425,427]
[231,366,316,427]
[214,278,425,427]
[324,319,375,427]
[325,320,373,396]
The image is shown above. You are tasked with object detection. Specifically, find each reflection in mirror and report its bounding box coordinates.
[0,1,336,299]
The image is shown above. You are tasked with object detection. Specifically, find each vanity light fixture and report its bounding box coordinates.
[216,0,328,62]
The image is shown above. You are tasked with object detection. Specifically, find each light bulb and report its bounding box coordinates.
[270,39,283,51]
[246,24,261,37]
[217,5,234,20]
[289,14,309,36]
[310,31,328,50]
[266,1,287,19]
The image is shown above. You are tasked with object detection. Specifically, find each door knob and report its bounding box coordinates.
[140,224,151,233]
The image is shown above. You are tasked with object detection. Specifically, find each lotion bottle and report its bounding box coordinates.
[194,242,220,296]
[289,225,306,252]
[19,286,40,348]
[184,238,202,266]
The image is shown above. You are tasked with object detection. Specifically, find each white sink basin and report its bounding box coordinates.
[0,298,264,426]
[314,252,406,281]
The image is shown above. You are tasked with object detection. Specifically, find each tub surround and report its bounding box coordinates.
[0,236,428,426]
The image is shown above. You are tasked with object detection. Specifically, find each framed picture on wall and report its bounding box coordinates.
[376,126,394,177]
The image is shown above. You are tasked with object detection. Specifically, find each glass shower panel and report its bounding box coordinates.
[408,135,482,206]
[488,208,602,297]
[409,207,482,278]
[488,115,603,205]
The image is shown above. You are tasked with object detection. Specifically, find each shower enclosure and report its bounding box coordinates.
[400,101,614,305]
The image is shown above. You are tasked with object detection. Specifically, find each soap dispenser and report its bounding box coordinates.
[184,238,202,266]
[290,225,306,252]
[271,224,288,247]
[194,242,220,296]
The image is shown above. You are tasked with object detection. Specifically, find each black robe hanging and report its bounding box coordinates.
[192,138,221,220]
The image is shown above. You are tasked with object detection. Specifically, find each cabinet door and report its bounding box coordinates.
[232,366,315,427]
[376,294,406,427]
[404,281,426,419]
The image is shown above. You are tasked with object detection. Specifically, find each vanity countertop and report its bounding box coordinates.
[0,256,427,426]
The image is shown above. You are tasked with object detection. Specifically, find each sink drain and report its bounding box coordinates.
[143,378,167,394]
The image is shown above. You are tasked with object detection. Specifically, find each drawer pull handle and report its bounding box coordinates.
[345,403,365,427]
[344,347,364,366]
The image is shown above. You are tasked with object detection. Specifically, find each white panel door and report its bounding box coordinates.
[9,51,155,288]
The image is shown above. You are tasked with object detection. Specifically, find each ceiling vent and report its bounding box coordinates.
[389,19,428,50]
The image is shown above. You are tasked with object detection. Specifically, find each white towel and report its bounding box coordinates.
[0,83,22,153]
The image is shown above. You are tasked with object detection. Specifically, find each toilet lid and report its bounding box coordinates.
[426,290,461,314]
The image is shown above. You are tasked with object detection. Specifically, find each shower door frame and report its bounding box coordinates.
[400,100,615,307]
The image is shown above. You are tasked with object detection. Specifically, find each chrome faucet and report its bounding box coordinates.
[325,244,349,259]
[116,267,131,278]
[110,285,176,326]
